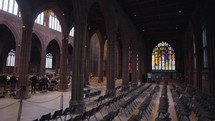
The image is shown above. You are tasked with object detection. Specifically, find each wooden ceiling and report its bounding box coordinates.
[116,0,196,42]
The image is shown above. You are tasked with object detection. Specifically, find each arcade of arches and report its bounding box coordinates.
[0,0,215,113]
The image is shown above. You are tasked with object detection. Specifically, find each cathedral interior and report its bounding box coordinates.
[0,0,214,121]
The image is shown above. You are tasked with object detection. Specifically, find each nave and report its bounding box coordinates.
[1,80,214,121]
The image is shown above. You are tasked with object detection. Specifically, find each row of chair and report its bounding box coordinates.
[158,85,169,117]
[171,87,191,121]
[83,89,91,94]
[84,90,101,100]
[93,91,116,106]
[115,85,122,91]
[171,84,215,121]
[33,105,77,121]
[119,84,152,116]
[190,95,215,121]
[98,84,150,116]
[128,84,159,121]
[100,108,121,121]
[156,84,171,121]
[66,84,142,121]
[67,103,104,121]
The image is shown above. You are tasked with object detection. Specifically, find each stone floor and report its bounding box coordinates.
[0,80,199,121]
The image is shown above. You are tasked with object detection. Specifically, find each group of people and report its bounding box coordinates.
[0,71,60,97]
[0,72,18,97]
[29,73,59,94]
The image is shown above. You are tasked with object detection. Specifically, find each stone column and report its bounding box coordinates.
[98,46,104,82]
[14,43,21,74]
[70,0,87,113]
[84,32,90,86]
[207,24,215,97]
[59,37,68,91]
[106,31,116,92]
[99,0,117,93]
[40,49,46,76]
[139,52,143,84]
[122,44,129,90]
[14,26,32,99]
[114,47,118,79]
[132,50,137,86]
[118,48,122,78]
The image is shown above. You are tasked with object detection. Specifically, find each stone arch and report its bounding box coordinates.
[0,24,17,73]
[32,30,45,50]
[29,33,42,74]
[89,33,101,76]
[46,39,61,73]
[32,2,69,36]
[48,37,62,51]
[0,20,20,45]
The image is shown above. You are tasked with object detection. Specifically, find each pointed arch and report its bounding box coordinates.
[89,33,101,76]
[46,39,61,70]
[32,2,69,36]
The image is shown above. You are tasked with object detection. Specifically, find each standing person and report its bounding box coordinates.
[40,75,49,91]
[9,73,17,97]
[30,74,38,94]
[147,73,152,83]
[1,72,8,91]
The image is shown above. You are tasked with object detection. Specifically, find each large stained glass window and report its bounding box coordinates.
[152,41,175,70]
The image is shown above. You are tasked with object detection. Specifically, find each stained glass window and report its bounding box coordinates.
[128,46,132,71]
[152,41,175,70]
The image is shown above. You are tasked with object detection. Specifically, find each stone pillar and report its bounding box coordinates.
[14,43,21,74]
[139,52,143,83]
[14,26,32,99]
[99,0,117,92]
[132,50,137,86]
[122,44,129,90]
[40,49,46,76]
[59,37,68,91]
[118,48,122,78]
[70,0,87,113]
[98,46,104,82]
[84,32,90,86]
[207,24,215,97]
[114,47,118,79]
[106,31,116,92]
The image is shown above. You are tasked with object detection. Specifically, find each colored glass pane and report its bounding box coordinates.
[152,41,175,70]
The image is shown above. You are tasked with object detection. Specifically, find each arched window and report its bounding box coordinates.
[0,0,19,16]
[69,27,75,37]
[35,12,44,25]
[45,53,53,69]
[152,41,175,70]
[48,11,61,32]
[6,49,15,66]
